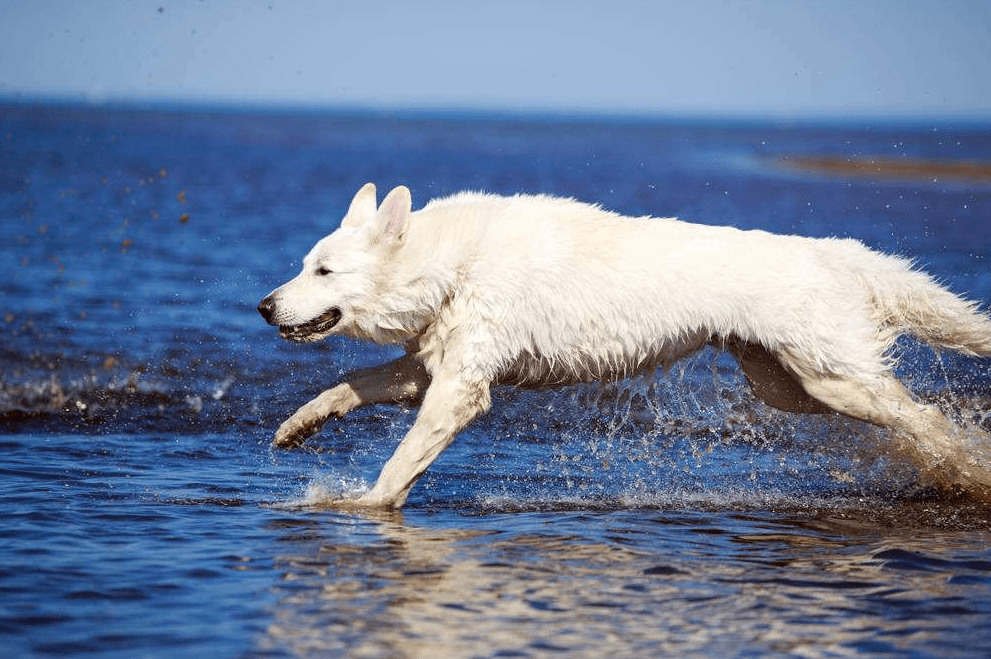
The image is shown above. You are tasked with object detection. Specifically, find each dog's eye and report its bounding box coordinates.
[316,266,332,276]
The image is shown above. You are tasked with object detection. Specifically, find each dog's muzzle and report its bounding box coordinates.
[257,295,342,342]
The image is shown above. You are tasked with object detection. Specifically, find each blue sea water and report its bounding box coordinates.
[2,102,991,658]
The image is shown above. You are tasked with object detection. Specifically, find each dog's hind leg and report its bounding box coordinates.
[273,354,430,448]
[777,350,991,496]
[729,341,831,414]
[356,367,493,508]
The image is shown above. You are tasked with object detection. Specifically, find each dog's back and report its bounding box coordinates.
[409,192,978,385]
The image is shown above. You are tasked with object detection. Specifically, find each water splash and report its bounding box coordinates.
[473,345,991,510]
[0,353,260,433]
[290,474,372,508]
[278,343,991,512]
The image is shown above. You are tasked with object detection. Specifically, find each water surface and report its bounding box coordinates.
[2,103,991,657]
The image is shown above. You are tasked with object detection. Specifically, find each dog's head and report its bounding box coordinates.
[258,183,412,343]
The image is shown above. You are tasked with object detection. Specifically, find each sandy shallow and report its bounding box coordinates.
[776,155,991,183]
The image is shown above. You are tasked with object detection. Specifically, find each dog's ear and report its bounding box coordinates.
[342,183,377,227]
[375,185,412,246]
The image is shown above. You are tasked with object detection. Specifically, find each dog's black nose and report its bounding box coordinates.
[257,295,277,324]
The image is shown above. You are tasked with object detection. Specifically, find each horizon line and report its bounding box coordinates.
[4,92,991,128]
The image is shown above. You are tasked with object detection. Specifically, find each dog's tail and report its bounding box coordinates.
[866,256,991,357]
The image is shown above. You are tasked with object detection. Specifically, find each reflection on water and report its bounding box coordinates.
[261,507,991,659]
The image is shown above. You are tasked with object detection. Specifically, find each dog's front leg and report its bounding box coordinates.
[273,354,429,448]
[356,371,492,508]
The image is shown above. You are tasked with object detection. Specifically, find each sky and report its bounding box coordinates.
[1,0,990,119]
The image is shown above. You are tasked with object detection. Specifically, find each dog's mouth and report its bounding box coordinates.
[278,308,342,342]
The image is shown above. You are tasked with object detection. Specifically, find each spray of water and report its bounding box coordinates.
[293,343,991,511]
[480,344,991,510]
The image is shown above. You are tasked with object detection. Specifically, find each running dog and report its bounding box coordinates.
[258,183,991,507]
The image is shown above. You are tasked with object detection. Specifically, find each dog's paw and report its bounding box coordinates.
[272,412,325,448]
[271,385,358,449]
[352,492,400,509]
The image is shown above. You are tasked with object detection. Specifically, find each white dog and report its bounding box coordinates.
[259,183,991,507]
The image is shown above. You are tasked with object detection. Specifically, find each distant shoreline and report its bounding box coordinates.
[776,155,991,183]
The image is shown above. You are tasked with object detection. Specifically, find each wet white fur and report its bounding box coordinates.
[261,183,991,507]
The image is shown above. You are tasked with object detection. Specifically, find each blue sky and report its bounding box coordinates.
[2,0,990,119]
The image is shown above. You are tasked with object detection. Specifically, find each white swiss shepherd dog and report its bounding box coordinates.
[259,183,991,508]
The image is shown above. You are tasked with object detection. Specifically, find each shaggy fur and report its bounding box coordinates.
[259,183,991,507]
